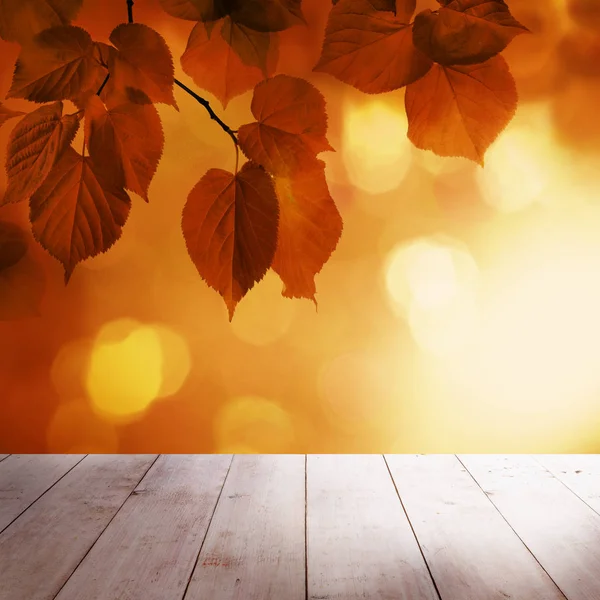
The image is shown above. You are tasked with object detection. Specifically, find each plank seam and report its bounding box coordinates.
[532,455,600,520]
[0,455,10,464]
[181,453,235,600]
[456,455,569,600]
[49,454,161,600]
[382,454,443,600]
[0,454,88,537]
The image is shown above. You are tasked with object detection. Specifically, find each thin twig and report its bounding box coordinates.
[127,0,134,23]
[174,78,239,150]
[96,72,110,96]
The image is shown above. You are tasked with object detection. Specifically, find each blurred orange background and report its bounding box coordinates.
[1,0,600,453]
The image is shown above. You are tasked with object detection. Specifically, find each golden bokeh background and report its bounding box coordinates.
[1,0,600,453]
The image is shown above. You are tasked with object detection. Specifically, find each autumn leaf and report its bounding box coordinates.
[158,0,230,22]
[181,161,279,320]
[238,75,333,177]
[314,0,432,94]
[108,23,177,108]
[0,221,28,272]
[30,147,131,281]
[8,26,104,103]
[0,0,83,44]
[84,93,164,202]
[228,0,305,32]
[405,56,517,164]
[2,101,81,206]
[181,18,277,107]
[396,0,416,22]
[272,162,342,302]
[0,103,25,130]
[413,0,529,65]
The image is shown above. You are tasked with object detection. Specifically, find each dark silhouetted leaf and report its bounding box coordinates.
[0,221,28,272]
[181,161,279,319]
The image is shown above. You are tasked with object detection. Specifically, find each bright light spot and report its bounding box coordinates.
[415,150,473,177]
[342,98,412,195]
[477,103,571,212]
[231,271,296,346]
[384,238,480,355]
[152,325,191,398]
[86,319,163,422]
[47,400,119,452]
[214,396,295,453]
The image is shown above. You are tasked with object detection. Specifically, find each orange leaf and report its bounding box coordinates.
[181,18,277,107]
[181,161,279,320]
[7,26,104,103]
[405,56,517,165]
[0,103,25,129]
[237,75,333,177]
[108,23,177,108]
[272,162,343,302]
[84,93,164,202]
[0,221,28,272]
[2,101,80,206]
[29,147,131,281]
[396,0,416,22]
[314,0,432,93]
[228,0,305,32]
[158,0,229,22]
[0,0,83,44]
[413,0,529,65]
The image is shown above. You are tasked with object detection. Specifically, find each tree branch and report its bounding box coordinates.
[96,72,110,96]
[127,0,134,23]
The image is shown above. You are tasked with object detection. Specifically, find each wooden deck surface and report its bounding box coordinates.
[0,454,599,600]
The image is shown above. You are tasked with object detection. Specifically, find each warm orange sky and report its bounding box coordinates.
[1,0,600,453]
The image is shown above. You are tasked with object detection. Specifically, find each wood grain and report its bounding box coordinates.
[307,454,439,600]
[0,454,84,532]
[535,455,600,515]
[0,454,157,600]
[386,454,566,600]
[184,454,306,600]
[460,455,600,600]
[54,455,232,600]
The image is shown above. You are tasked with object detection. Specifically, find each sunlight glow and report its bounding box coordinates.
[342,98,412,195]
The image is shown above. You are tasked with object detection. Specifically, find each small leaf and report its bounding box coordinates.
[109,23,177,108]
[221,16,277,75]
[0,0,83,44]
[314,0,432,93]
[413,0,529,65]
[181,18,277,107]
[0,221,28,272]
[0,103,25,129]
[405,56,518,165]
[8,26,104,103]
[30,147,131,281]
[3,101,80,206]
[85,93,164,202]
[272,162,343,302]
[238,74,333,177]
[181,161,279,320]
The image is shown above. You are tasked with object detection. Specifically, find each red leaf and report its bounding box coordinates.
[238,75,333,177]
[181,18,277,107]
[413,0,529,65]
[2,101,81,206]
[181,161,279,320]
[272,162,343,302]
[314,0,432,93]
[7,26,104,103]
[0,0,83,44]
[0,103,25,129]
[405,56,518,165]
[84,94,164,202]
[108,23,177,108]
[29,147,131,281]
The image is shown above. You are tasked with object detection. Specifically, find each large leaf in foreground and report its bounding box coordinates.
[272,163,343,302]
[182,161,279,319]
[30,147,131,281]
[405,56,517,165]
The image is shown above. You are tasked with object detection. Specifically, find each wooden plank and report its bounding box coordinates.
[0,454,157,600]
[460,455,600,600]
[0,454,84,532]
[535,455,600,515]
[54,455,232,600]
[184,454,305,600]
[385,454,566,600]
[307,454,439,600]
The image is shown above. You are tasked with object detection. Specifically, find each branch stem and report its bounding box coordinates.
[127,0,134,23]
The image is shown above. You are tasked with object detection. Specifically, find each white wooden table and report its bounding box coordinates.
[0,454,599,599]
